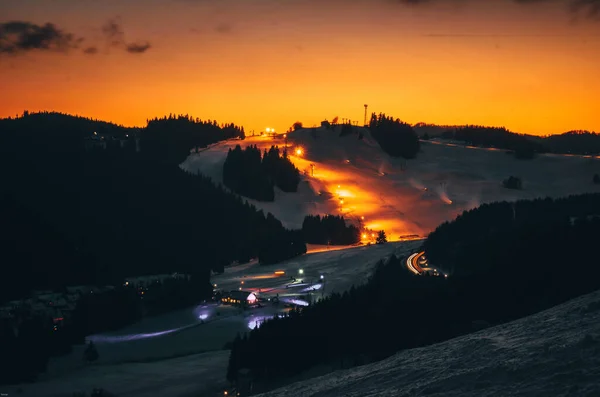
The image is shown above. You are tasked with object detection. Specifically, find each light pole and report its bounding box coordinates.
[364,104,368,127]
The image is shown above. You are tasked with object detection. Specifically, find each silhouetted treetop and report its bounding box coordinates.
[369,113,420,159]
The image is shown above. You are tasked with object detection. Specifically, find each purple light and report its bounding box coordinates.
[87,328,181,343]
[301,283,322,292]
[283,298,309,307]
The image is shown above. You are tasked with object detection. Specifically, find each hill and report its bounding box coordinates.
[182,123,600,241]
[257,288,600,397]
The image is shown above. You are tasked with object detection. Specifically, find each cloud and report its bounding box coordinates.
[0,21,83,54]
[101,18,153,54]
[396,0,600,18]
[126,42,152,53]
[102,19,126,47]
[0,19,153,57]
[83,46,98,55]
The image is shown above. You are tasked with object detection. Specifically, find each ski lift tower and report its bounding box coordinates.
[364,104,368,127]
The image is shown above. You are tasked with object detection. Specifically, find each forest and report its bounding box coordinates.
[223,145,301,201]
[438,126,600,157]
[301,215,360,245]
[369,113,420,159]
[0,112,305,301]
[441,125,541,159]
[143,114,245,165]
[0,111,307,384]
[227,193,600,392]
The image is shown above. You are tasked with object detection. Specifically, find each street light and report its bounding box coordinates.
[320,275,324,280]
[299,269,304,275]
[295,148,303,156]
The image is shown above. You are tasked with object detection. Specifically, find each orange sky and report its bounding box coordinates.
[1,0,599,135]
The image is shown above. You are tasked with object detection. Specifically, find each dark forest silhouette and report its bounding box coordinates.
[143,114,244,165]
[227,193,600,392]
[438,126,600,157]
[369,113,420,159]
[302,215,360,245]
[223,145,300,201]
[0,111,305,384]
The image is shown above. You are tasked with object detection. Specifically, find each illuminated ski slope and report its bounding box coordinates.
[181,126,600,240]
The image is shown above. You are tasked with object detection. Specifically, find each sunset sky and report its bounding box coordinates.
[1,0,599,135]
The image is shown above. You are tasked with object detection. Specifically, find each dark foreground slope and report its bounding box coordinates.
[257,288,600,397]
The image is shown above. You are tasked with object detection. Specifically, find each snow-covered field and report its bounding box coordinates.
[181,128,600,240]
[257,289,600,397]
[3,241,419,397]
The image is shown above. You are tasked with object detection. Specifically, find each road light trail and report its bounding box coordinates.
[406,251,425,275]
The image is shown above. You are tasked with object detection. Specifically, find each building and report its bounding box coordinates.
[221,291,257,306]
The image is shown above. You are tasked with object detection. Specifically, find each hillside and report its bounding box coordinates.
[257,288,600,396]
[182,125,600,240]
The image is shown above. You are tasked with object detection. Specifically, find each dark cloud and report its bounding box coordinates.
[0,21,82,54]
[0,19,152,57]
[83,46,98,55]
[102,19,126,47]
[101,18,153,54]
[396,0,600,18]
[126,42,152,53]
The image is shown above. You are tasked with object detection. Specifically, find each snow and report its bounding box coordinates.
[3,350,230,397]
[4,241,420,396]
[256,289,600,397]
[181,128,600,240]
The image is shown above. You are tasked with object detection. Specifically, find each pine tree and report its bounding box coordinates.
[376,230,387,244]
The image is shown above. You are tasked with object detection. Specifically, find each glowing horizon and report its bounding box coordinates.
[1,0,599,136]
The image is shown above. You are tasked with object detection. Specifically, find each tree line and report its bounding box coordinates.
[440,126,600,157]
[223,145,301,202]
[368,113,420,159]
[143,114,245,165]
[227,192,600,391]
[301,215,360,245]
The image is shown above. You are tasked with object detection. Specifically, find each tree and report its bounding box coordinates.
[368,113,420,159]
[293,122,303,131]
[376,230,387,244]
[83,340,99,362]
